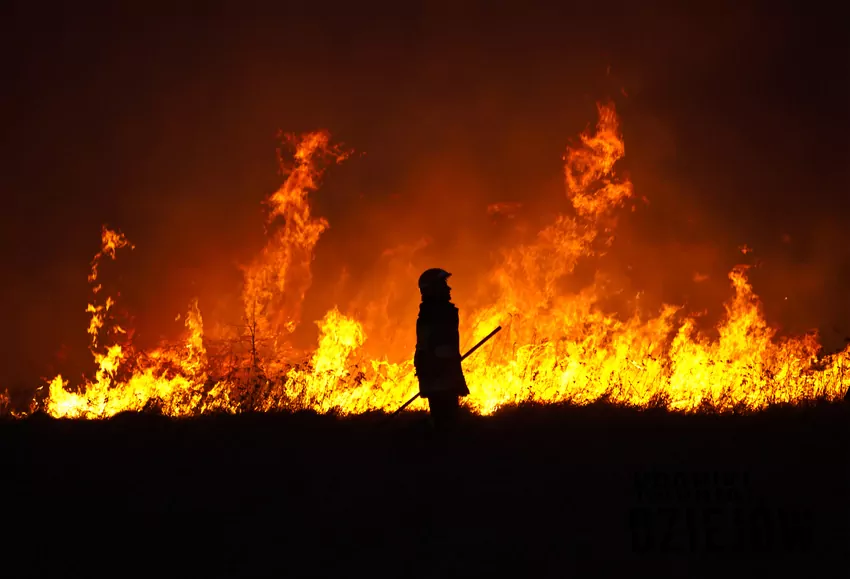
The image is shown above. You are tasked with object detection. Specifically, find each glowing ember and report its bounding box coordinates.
[13,103,850,419]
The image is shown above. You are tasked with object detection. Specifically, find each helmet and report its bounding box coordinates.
[418,268,452,292]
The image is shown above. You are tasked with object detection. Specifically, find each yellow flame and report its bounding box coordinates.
[26,102,850,420]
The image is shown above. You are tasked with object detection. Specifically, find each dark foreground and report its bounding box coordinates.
[3,401,849,577]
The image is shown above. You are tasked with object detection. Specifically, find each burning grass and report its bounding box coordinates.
[5,102,849,419]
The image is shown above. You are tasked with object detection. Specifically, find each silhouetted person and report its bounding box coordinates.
[414,268,469,433]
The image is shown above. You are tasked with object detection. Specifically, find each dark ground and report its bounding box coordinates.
[3,401,848,578]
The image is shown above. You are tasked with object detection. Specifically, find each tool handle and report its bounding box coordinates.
[460,325,502,362]
[388,325,503,420]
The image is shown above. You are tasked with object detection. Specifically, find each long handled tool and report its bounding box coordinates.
[386,325,502,420]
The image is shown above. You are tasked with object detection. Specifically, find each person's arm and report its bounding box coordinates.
[415,320,432,375]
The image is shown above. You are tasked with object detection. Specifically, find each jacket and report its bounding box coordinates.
[414,299,469,398]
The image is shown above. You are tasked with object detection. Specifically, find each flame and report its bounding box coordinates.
[0,389,11,416]
[240,130,351,365]
[13,101,849,419]
[86,227,134,350]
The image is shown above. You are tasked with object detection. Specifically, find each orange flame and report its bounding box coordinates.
[18,102,850,419]
[86,226,134,351]
[241,131,351,364]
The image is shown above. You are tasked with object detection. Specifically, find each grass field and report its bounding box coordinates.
[3,400,848,577]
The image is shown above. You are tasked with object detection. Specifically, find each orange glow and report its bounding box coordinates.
[12,103,848,419]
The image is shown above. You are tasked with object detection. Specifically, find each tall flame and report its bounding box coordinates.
[241,130,351,364]
[86,226,134,351]
[18,101,850,419]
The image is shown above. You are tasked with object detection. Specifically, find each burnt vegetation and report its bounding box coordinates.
[3,400,847,576]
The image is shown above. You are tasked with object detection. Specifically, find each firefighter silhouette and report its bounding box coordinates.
[414,268,469,431]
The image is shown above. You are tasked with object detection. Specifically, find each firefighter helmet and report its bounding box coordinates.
[418,268,452,292]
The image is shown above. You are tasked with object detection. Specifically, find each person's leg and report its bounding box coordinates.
[428,393,459,432]
[427,394,446,430]
[444,395,459,428]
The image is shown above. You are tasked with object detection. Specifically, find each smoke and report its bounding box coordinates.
[2,2,847,394]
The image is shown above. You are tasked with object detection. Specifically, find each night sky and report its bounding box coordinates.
[1,1,848,394]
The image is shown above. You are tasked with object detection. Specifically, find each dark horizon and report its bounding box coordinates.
[2,1,848,394]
